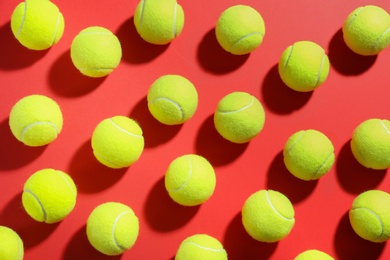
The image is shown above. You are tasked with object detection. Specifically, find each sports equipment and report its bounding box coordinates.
[165,154,216,206]
[22,168,77,223]
[294,249,334,260]
[91,116,144,169]
[11,0,64,50]
[283,129,335,181]
[147,75,198,125]
[343,5,390,56]
[175,234,228,260]
[0,226,24,260]
[214,91,265,143]
[134,0,184,45]
[351,118,390,169]
[70,26,122,77]
[87,202,139,256]
[279,41,330,92]
[242,189,295,242]
[9,94,63,147]
[349,190,390,242]
[216,5,265,55]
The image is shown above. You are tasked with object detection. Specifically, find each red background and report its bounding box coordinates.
[1,0,390,259]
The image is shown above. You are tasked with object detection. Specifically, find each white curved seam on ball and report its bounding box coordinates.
[345,6,364,29]
[380,119,390,135]
[231,32,263,49]
[172,2,178,37]
[371,26,390,54]
[139,0,146,31]
[16,1,28,38]
[149,97,184,120]
[312,150,334,179]
[283,44,295,71]
[265,190,293,221]
[182,241,226,253]
[24,189,47,222]
[93,150,122,168]
[112,211,132,251]
[51,11,61,46]
[79,68,113,72]
[78,32,112,37]
[352,206,384,239]
[55,170,76,197]
[20,121,59,142]
[170,157,193,192]
[286,130,305,153]
[218,96,254,114]
[314,52,326,87]
[109,118,143,138]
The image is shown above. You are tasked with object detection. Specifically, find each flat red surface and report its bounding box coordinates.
[1,0,390,259]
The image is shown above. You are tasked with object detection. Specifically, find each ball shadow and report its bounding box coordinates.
[261,64,313,114]
[0,22,48,70]
[195,115,248,167]
[144,177,200,232]
[63,224,122,260]
[223,212,278,260]
[334,211,385,260]
[117,17,169,64]
[48,50,106,97]
[328,29,377,75]
[0,118,46,171]
[68,140,127,193]
[266,151,318,203]
[129,96,182,148]
[0,192,59,249]
[336,141,387,194]
[197,28,249,74]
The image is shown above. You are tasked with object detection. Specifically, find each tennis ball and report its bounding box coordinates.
[349,190,390,242]
[175,234,228,260]
[351,118,390,170]
[134,0,184,45]
[283,129,335,181]
[165,154,216,206]
[279,41,330,92]
[215,5,265,55]
[147,75,198,125]
[0,226,24,260]
[343,6,390,56]
[214,91,265,144]
[87,202,139,256]
[11,0,64,50]
[22,168,77,223]
[70,26,122,77]
[242,189,295,242]
[9,94,63,147]
[294,249,334,260]
[91,116,144,169]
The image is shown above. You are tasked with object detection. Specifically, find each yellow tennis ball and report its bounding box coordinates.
[147,75,198,125]
[87,202,139,256]
[165,154,216,206]
[11,0,64,50]
[349,190,390,242]
[279,41,330,92]
[214,91,265,144]
[351,118,390,170]
[91,116,144,169]
[242,189,295,242]
[134,0,184,45]
[283,129,335,181]
[0,226,24,260]
[343,5,390,56]
[70,26,122,78]
[9,94,63,147]
[175,234,228,260]
[215,5,265,55]
[294,249,334,260]
[22,168,77,224]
